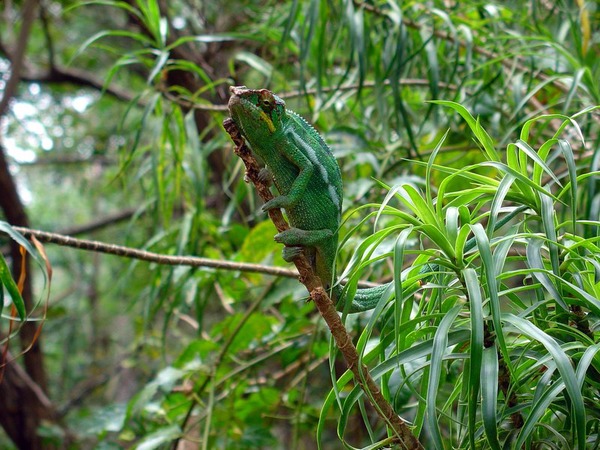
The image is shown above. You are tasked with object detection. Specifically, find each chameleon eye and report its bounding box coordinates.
[261,99,272,108]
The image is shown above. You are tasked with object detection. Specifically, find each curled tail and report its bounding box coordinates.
[329,263,435,313]
[330,283,393,313]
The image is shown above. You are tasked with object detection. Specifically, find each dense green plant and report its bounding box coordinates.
[325,103,600,448]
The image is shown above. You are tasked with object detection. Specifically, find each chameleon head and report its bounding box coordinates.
[228,86,286,145]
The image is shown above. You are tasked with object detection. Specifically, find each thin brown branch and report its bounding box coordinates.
[58,208,137,236]
[0,0,38,117]
[355,1,570,93]
[221,118,423,448]
[17,155,116,166]
[165,78,458,112]
[281,78,458,98]
[2,223,382,288]
[0,36,142,105]
[38,3,55,70]
[4,226,298,279]
[1,208,133,256]
[21,65,141,104]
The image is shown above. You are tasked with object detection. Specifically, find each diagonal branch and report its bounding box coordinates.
[0,0,38,117]
[222,118,423,448]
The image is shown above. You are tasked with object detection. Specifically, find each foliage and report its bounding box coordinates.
[331,103,600,448]
[0,0,599,449]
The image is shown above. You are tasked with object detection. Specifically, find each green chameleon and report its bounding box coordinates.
[228,86,526,313]
[228,86,394,312]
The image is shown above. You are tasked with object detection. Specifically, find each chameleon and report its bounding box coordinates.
[228,86,391,313]
[227,86,527,312]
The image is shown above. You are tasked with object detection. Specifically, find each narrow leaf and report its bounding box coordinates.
[0,253,25,320]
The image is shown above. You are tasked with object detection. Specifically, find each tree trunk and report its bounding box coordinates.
[0,144,56,448]
[0,353,59,449]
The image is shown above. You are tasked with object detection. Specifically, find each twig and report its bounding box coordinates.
[222,118,423,448]
[20,66,141,104]
[164,78,457,112]
[355,1,572,94]
[2,225,385,288]
[0,0,38,117]
[3,226,298,279]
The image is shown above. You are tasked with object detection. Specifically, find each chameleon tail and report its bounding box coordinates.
[330,283,393,313]
[348,284,393,312]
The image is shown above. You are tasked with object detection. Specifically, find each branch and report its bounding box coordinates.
[17,155,116,166]
[164,78,457,112]
[21,65,141,104]
[39,2,56,70]
[2,222,383,287]
[0,0,38,117]
[221,118,423,448]
[58,208,137,236]
[3,226,298,279]
[0,37,142,105]
[355,1,570,92]
[1,207,131,256]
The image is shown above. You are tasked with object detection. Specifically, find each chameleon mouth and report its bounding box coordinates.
[228,87,276,134]
[227,90,243,111]
[229,85,249,96]
[227,91,250,130]
[228,86,254,117]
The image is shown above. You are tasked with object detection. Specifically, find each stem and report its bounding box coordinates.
[224,118,423,449]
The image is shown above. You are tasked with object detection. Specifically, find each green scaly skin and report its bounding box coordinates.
[228,86,393,312]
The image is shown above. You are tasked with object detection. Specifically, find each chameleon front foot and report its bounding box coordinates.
[257,167,273,186]
[262,195,291,212]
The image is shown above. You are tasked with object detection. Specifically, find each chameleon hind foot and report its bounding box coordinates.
[281,246,304,262]
[274,227,334,247]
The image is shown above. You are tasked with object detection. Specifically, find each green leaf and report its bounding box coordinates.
[431,100,501,162]
[504,314,586,450]
[463,268,483,450]
[472,224,512,373]
[526,238,567,311]
[166,33,241,51]
[481,161,561,204]
[234,52,273,82]
[70,30,154,64]
[65,0,143,19]
[486,175,515,236]
[0,222,46,274]
[0,253,25,320]
[134,424,181,450]
[427,305,462,450]
[147,50,169,84]
[514,139,562,187]
[481,346,501,450]
[394,227,413,348]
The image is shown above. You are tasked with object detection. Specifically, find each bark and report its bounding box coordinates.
[0,147,48,389]
[0,148,58,450]
[0,0,59,447]
[0,353,59,450]
[124,0,234,195]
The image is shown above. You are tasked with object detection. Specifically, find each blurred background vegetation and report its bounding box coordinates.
[0,0,599,448]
